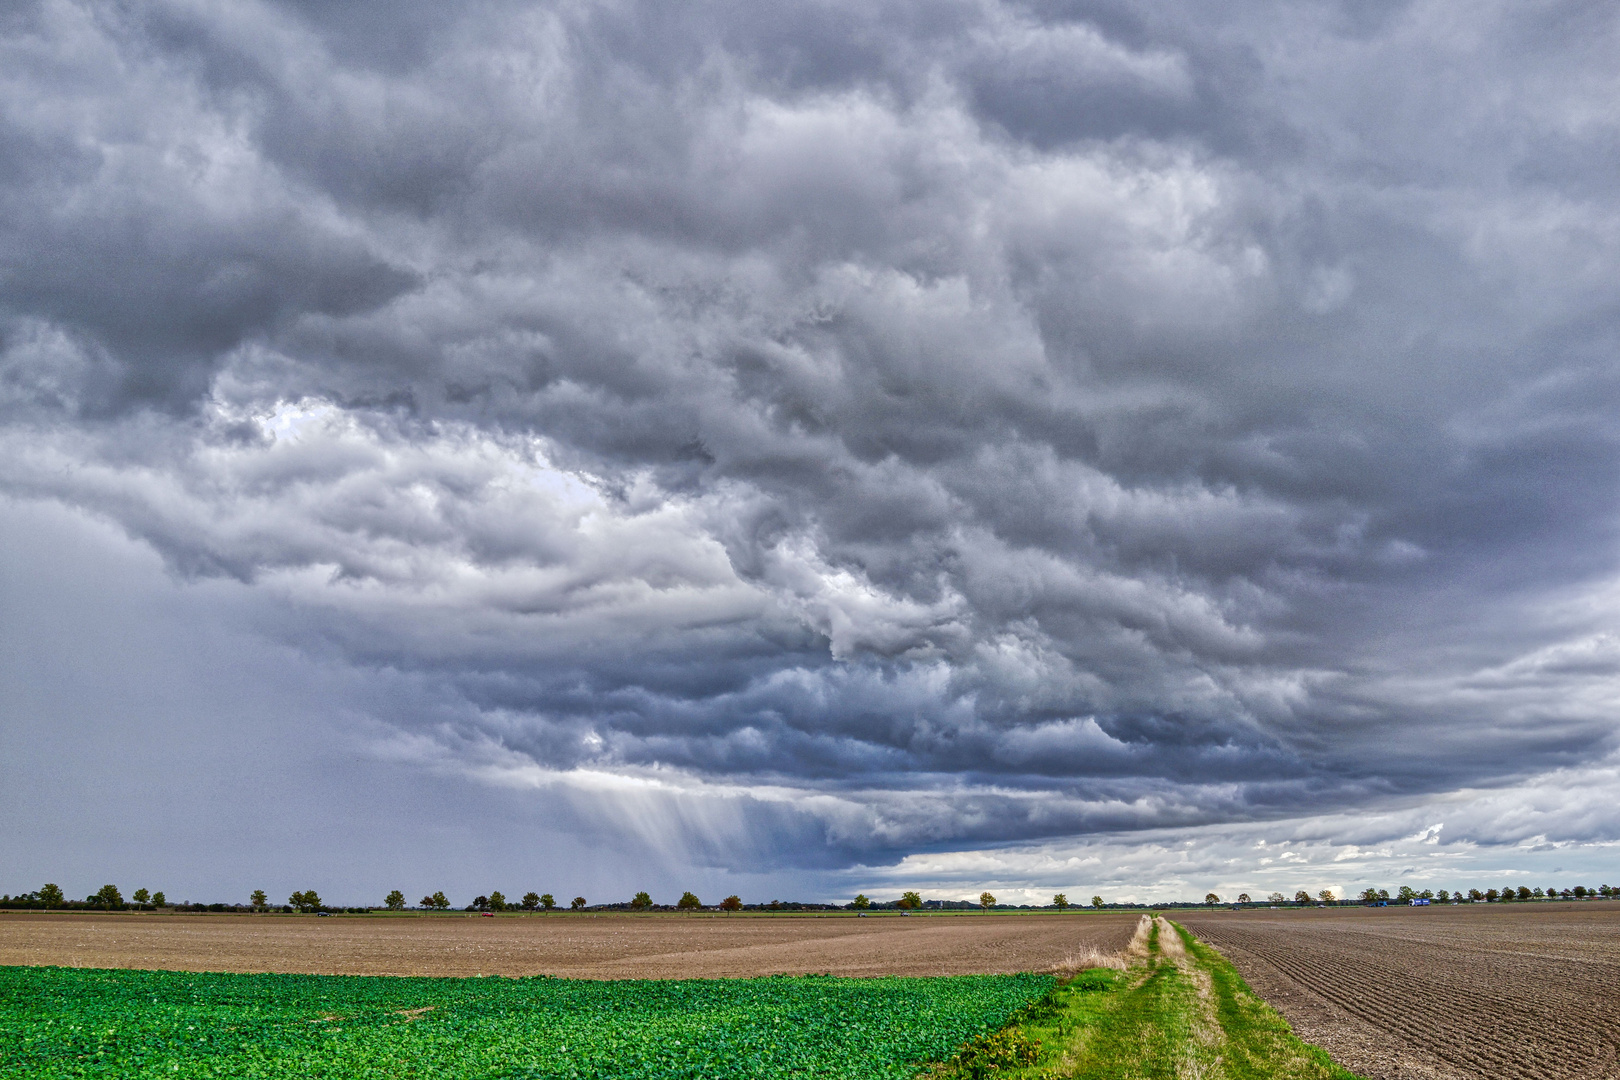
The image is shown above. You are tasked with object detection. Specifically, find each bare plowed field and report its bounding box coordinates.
[1180,903,1620,1080]
[0,911,1137,979]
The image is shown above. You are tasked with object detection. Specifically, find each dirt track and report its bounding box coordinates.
[0,910,1138,979]
[1180,903,1620,1080]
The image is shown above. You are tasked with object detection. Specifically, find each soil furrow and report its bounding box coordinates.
[1182,903,1620,1080]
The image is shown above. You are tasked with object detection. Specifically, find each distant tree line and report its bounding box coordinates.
[0,887,1089,914]
[24,880,1606,913]
[0,883,1134,913]
[1193,884,1618,908]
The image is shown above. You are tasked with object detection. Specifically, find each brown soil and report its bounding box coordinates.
[1179,902,1620,1080]
[0,910,1139,979]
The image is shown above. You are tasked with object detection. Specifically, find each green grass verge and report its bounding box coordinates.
[930,918,1365,1080]
[0,966,1052,1079]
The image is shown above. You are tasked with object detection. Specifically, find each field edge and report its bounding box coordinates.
[924,916,1367,1080]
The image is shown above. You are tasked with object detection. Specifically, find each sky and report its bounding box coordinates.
[2,0,1619,909]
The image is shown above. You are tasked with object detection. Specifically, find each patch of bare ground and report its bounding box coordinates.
[1180,902,1620,1080]
[1047,913,1150,978]
[0,910,1139,979]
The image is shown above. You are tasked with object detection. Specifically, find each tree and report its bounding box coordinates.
[1396,886,1417,902]
[250,889,268,910]
[677,891,702,910]
[1468,889,1484,901]
[852,894,870,909]
[630,891,653,911]
[151,891,166,907]
[521,892,541,911]
[979,892,996,910]
[1052,893,1069,909]
[1574,886,1589,898]
[1294,891,1311,905]
[898,891,922,910]
[290,890,322,913]
[38,884,64,908]
[133,888,151,905]
[540,894,556,910]
[1091,896,1105,909]
[385,890,406,911]
[1318,889,1335,904]
[1204,893,1220,906]
[1419,889,1434,899]
[1485,888,1499,902]
[1236,893,1251,904]
[721,895,743,911]
[1437,890,1451,901]
[93,884,124,909]
[430,892,450,910]
[1376,889,1389,901]
[1517,886,1532,901]
[1268,893,1286,904]
[471,895,490,911]
[489,891,507,912]
[1360,888,1379,903]
[571,896,587,910]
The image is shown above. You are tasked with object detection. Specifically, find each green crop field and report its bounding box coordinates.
[0,966,1053,1079]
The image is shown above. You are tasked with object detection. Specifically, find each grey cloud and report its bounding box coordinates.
[0,1,419,414]
[4,0,1620,885]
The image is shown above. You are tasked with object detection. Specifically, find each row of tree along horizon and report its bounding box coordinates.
[0,887,1079,913]
[4,883,1613,913]
[1203,884,1616,906]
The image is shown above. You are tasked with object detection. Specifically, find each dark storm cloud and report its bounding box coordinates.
[4,0,1620,876]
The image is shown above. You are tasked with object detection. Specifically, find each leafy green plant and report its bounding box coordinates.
[0,967,1051,1079]
[947,1025,1040,1078]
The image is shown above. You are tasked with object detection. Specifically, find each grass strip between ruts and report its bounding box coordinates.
[927,917,1366,1080]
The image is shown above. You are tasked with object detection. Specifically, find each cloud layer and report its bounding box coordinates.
[4,0,1620,899]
